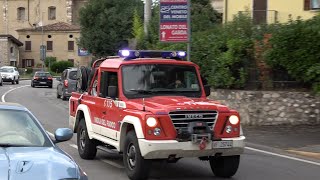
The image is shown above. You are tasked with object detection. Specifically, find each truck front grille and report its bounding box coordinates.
[169,110,218,130]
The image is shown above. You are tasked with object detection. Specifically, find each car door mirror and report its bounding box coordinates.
[108,86,118,99]
[204,85,211,97]
[56,77,61,81]
[54,128,73,143]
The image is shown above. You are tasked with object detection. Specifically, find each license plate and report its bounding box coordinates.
[212,141,233,149]
[40,82,46,84]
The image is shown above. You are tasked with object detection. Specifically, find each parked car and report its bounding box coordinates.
[57,68,78,100]
[0,66,19,84]
[0,102,88,180]
[31,71,53,88]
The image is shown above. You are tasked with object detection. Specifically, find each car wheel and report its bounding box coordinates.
[209,155,240,178]
[56,90,61,98]
[48,84,52,88]
[16,78,19,84]
[12,78,15,85]
[0,80,2,86]
[31,82,35,88]
[77,119,97,159]
[123,131,151,180]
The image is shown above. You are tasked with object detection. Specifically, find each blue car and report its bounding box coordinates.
[0,102,88,180]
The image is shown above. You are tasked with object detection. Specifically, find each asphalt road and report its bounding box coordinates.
[1,80,320,180]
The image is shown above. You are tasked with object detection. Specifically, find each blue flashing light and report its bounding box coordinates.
[118,50,187,60]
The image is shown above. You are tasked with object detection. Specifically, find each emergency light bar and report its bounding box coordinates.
[118,50,187,60]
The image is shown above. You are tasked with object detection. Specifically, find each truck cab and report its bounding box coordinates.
[69,50,245,180]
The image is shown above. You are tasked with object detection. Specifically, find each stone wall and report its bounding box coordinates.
[209,89,320,125]
[0,37,8,66]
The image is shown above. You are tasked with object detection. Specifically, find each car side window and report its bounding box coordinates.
[99,71,118,98]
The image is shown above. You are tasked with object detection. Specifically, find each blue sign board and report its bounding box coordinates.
[78,48,90,56]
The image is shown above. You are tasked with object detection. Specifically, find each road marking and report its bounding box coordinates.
[1,85,30,102]
[69,144,78,149]
[246,147,320,166]
[100,159,124,169]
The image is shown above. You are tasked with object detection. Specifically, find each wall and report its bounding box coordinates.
[0,37,9,66]
[224,0,320,23]
[18,30,90,67]
[209,89,320,125]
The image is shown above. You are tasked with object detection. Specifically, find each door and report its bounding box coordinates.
[99,71,121,141]
[253,0,267,24]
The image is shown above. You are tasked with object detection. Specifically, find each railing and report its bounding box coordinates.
[239,10,278,24]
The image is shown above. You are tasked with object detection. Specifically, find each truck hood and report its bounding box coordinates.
[126,96,230,114]
[0,147,78,180]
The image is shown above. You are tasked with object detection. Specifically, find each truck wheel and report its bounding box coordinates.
[209,155,240,178]
[77,119,97,159]
[123,131,151,180]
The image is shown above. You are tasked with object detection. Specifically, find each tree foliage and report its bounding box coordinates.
[50,61,74,73]
[45,56,57,67]
[79,0,143,57]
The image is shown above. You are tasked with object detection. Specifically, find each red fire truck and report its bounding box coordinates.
[69,50,245,180]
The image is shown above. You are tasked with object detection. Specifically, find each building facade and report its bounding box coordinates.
[0,35,23,67]
[0,0,89,68]
[223,0,320,24]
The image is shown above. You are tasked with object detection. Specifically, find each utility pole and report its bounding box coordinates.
[144,0,152,35]
[40,12,45,71]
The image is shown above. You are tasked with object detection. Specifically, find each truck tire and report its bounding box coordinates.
[76,66,91,92]
[209,155,240,178]
[123,131,151,180]
[77,119,97,159]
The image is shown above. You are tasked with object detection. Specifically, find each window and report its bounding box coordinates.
[17,7,25,20]
[47,41,53,51]
[68,41,74,51]
[100,71,118,98]
[25,41,31,51]
[48,6,56,20]
[22,59,34,68]
[305,0,320,10]
[10,47,14,54]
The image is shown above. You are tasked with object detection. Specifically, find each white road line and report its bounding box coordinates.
[1,85,30,102]
[245,147,320,166]
[100,159,124,169]
[69,144,78,149]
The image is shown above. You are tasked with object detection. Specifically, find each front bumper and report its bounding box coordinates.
[2,77,14,82]
[138,136,245,159]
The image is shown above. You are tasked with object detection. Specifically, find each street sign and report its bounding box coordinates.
[159,0,189,42]
[40,45,46,61]
[78,48,90,56]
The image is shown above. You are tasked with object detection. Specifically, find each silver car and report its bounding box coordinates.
[0,66,20,84]
[0,102,88,180]
[57,68,78,100]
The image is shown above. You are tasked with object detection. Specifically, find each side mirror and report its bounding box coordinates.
[56,77,61,81]
[54,128,73,143]
[204,85,211,97]
[108,86,118,99]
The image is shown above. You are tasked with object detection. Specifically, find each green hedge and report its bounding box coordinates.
[50,61,74,73]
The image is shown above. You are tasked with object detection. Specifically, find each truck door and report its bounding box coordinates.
[99,71,121,141]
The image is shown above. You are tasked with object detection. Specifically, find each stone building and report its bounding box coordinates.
[0,35,23,67]
[0,0,89,68]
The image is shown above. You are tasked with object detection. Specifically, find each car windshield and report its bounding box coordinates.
[0,68,14,73]
[0,109,51,147]
[35,72,52,77]
[68,71,77,80]
[122,64,202,98]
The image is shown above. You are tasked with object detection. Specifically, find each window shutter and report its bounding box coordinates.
[68,41,74,51]
[47,41,53,51]
[25,41,31,51]
[22,59,26,68]
[304,0,311,10]
[31,59,34,67]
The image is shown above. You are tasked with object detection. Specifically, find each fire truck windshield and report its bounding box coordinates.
[122,64,202,98]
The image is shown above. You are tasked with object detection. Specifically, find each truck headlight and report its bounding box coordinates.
[229,115,239,125]
[146,117,157,127]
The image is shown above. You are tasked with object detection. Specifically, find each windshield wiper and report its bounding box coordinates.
[0,143,31,147]
[129,89,155,94]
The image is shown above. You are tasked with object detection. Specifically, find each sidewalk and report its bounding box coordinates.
[243,124,320,159]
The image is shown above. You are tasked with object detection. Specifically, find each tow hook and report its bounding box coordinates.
[199,137,208,150]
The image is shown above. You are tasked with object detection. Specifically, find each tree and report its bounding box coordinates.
[132,8,145,49]
[45,57,57,67]
[79,0,143,57]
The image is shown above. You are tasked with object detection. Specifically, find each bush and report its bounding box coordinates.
[264,15,320,93]
[26,68,33,74]
[45,57,57,67]
[50,61,74,73]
